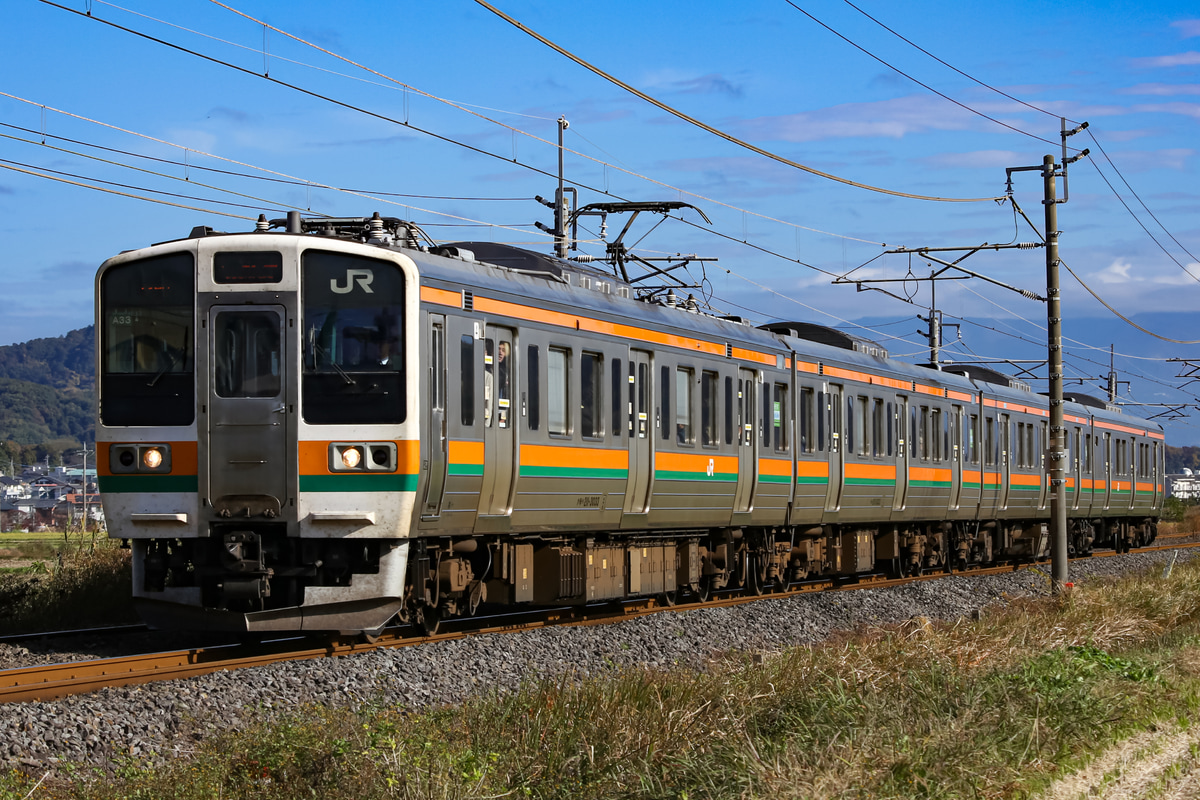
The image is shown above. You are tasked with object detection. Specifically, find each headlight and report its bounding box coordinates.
[330,442,396,472]
[143,448,164,469]
[109,444,172,474]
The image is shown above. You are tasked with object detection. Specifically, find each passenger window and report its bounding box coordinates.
[527,345,539,431]
[724,376,734,445]
[701,371,718,447]
[483,339,512,429]
[984,417,995,466]
[661,365,671,441]
[548,347,569,436]
[845,396,855,454]
[817,390,826,451]
[800,387,814,453]
[460,335,475,426]
[676,367,694,445]
[431,324,444,413]
[581,352,602,439]
[763,388,773,448]
[855,396,869,456]
[773,383,789,452]
[872,399,885,457]
[919,407,930,461]
[611,358,622,439]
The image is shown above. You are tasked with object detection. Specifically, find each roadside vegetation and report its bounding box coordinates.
[4,551,1200,799]
[0,531,134,634]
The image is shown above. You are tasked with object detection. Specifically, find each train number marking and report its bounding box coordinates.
[330,269,375,294]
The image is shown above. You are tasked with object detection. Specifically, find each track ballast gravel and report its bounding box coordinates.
[0,550,1189,774]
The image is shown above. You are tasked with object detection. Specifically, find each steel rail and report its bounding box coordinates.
[3,540,1197,704]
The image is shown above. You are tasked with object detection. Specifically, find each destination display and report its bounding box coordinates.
[213,251,282,283]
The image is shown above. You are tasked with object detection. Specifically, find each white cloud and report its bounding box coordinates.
[1132,51,1200,68]
[738,95,987,143]
[1171,20,1200,38]
[1133,102,1200,119]
[922,150,1025,169]
[1095,259,1134,283]
[1153,263,1200,285]
[1121,82,1200,96]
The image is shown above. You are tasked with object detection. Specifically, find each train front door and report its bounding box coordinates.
[206,305,289,516]
[624,350,654,515]
[733,369,758,514]
[478,326,516,517]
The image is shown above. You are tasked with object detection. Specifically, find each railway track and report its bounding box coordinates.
[3,540,1197,704]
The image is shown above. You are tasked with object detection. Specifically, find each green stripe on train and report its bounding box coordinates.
[98,475,198,494]
[300,474,418,492]
[448,464,484,477]
[845,478,896,487]
[520,466,628,479]
[654,470,738,482]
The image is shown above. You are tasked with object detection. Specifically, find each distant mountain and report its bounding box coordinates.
[0,327,94,445]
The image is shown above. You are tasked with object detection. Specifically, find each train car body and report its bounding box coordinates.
[94,215,1165,633]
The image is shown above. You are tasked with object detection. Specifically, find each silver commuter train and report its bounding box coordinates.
[94,213,1165,633]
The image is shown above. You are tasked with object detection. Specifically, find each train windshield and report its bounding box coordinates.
[301,250,405,424]
[99,252,196,426]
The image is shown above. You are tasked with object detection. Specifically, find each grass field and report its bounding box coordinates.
[2,548,1198,798]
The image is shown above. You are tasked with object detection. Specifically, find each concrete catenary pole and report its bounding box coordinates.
[1042,153,1069,591]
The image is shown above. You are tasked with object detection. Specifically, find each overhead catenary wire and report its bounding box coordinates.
[16,1,1196,401]
[837,0,1077,125]
[472,0,1003,204]
[1085,129,1200,269]
[0,92,557,242]
[1009,197,1200,345]
[825,0,1200,288]
[38,0,890,250]
[205,0,890,246]
[782,0,1064,150]
[0,121,530,202]
[0,161,258,220]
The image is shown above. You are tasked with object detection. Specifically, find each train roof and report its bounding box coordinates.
[136,221,1162,438]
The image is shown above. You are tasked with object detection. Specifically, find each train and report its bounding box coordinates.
[94,211,1164,634]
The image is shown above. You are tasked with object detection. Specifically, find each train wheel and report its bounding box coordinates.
[696,577,713,602]
[660,590,678,607]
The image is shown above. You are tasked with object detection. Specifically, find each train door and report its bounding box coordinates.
[207,305,289,515]
[477,326,516,517]
[420,315,448,518]
[892,395,909,511]
[733,369,758,513]
[824,384,844,513]
[998,413,1011,511]
[624,349,654,515]
[949,406,962,510]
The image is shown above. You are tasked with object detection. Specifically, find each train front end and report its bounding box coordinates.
[95,219,420,632]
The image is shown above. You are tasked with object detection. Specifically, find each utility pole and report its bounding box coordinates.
[1006,120,1089,594]
[555,116,569,258]
[1043,151,1069,593]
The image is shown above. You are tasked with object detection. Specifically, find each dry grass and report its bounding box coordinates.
[13,558,1200,800]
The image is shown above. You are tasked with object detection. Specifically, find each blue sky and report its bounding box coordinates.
[2,1,1199,442]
